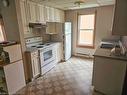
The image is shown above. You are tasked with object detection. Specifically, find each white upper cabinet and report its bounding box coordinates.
[28,1,46,23]
[112,0,127,35]
[54,9,65,23]
[22,1,64,23]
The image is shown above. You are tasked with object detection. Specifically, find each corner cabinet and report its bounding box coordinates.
[112,0,127,35]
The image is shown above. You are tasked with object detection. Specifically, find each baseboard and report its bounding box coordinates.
[73,53,94,59]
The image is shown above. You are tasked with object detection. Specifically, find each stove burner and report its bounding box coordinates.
[45,43,50,46]
[39,44,44,45]
[32,46,36,47]
[36,46,44,48]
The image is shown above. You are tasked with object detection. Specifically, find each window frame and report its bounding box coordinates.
[0,17,6,42]
[77,12,96,49]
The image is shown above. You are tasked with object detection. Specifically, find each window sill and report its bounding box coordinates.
[77,45,95,49]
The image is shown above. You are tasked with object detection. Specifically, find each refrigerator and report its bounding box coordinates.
[64,22,72,61]
[50,22,72,61]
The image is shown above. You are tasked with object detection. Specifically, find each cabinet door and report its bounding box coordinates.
[38,4,45,23]
[28,1,36,23]
[4,60,26,94]
[49,7,55,22]
[45,6,50,22]
[112,0,127,35]
[3,44,22,63]
[45,6,55,22]
[55,43,63,63]
[59,10,65,23]
[20,0,29,34]
[93,56,126,95]
[54,9,61,22]
[31,52,40,78]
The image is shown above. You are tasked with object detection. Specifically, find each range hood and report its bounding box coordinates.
[29,23,47,28]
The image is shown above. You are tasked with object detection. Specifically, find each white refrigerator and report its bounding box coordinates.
[64,22,72,61]
[50,22,72,61]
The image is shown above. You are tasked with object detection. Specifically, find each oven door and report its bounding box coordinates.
[40,46,55,67]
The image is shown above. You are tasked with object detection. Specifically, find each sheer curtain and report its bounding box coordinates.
[0,16,6,42]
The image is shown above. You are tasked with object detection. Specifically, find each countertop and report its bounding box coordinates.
[94,47,127,61]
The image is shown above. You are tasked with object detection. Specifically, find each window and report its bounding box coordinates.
[77,14,95,48]
[0,18,5,42]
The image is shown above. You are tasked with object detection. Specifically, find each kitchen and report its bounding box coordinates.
[0,0,127,95]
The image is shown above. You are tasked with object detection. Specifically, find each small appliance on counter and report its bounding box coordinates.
[100,38,119,49]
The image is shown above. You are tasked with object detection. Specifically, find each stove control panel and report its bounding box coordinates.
[25,37,42,44]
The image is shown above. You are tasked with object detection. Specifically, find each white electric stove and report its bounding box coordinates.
[25,37,56,75]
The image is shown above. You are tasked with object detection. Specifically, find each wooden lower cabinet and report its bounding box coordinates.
[25,50,40,80]
[92,56,126,95]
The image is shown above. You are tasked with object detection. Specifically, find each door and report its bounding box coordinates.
[64,22,72,61]
[40,47,55,67]
[65,22,71,34]
[4,60,26,94]
[64,34,71,61]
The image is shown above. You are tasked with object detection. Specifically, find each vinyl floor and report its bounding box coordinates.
[16,57,94,95]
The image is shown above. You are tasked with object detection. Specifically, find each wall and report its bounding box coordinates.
[0,0,20,42]
[65,5,120,56]
[24,28,50,42]
[0,0,50,82]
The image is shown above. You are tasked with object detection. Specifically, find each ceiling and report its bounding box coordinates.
[30,0,115,10]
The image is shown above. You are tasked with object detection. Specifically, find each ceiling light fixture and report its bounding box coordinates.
[74,0,85,6]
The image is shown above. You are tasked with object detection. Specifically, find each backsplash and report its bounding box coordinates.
[122,36,127,49]
[24,28,50,43]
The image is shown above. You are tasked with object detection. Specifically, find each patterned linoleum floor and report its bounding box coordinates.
[16,57,93,95]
